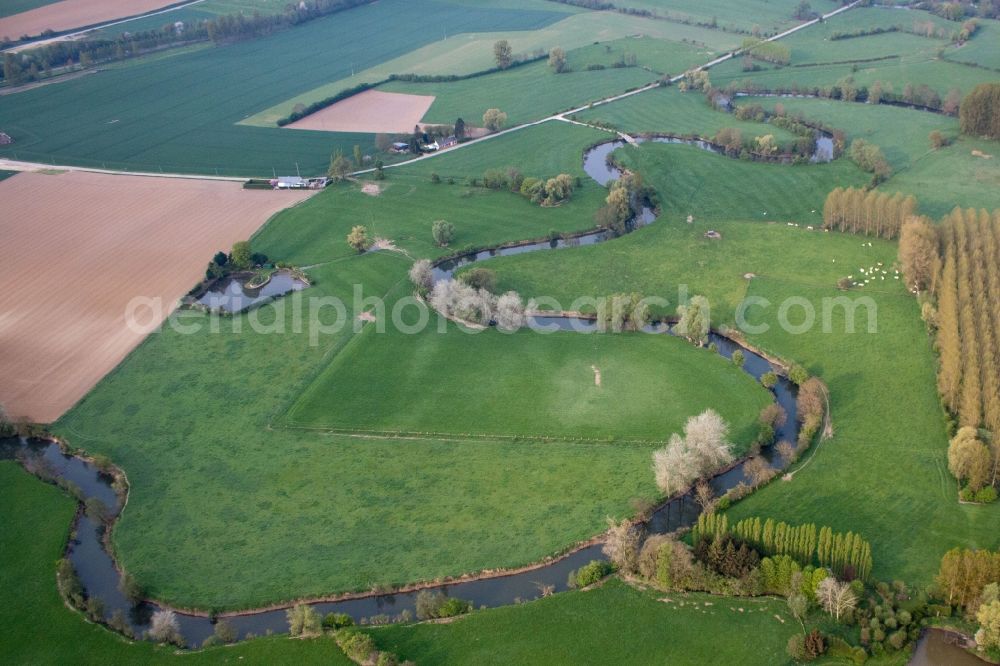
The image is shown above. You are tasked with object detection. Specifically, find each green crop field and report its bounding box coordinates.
[244,10,739,127]
[367,579,805,665]
[379,58,655,128]
[738,96,1000,217]
[604,0,841,35]
[0,0,59,19]
[574,86,802,146]
[477,142,1000,584]
[0,0,570,176]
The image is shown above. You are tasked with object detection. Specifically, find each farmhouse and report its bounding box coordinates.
[276,176,307,189]
[391,142,409,153]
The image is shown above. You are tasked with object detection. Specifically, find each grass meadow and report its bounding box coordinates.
[0,461,358,664]
[49,122,775,608]
[574,86,803,144]
[367,578,804,665]
[739,96,1000,217]
[943,18,1000,70]
[283,322,771,444]
[4,462,824,665]
[479,142,999,584]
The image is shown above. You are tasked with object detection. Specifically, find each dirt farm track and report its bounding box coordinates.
[0,170,312,423]
[0,0,177,41]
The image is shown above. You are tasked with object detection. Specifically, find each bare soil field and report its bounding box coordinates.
[0,170,312,423]
[286,89,435,133]
[0,0,177,40]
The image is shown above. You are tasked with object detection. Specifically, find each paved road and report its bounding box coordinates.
[3,0,862,181]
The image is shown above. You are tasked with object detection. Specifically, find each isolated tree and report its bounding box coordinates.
[494,291,525,331]
[230,240,253,269]
[149,609,183,646]
[793,1,813,20]
[929,130,946,149]
[603,517,643,573]
[652,434,700,495]
[548,47,567,73]
[375,133,392,152]
[373,159,385,180]
[328,151,353,181]
[948,427,993,491]
[352,144,363,167]
[432,219,455,247]
[408,259,434,292]
[482,108,508,132]
[346,225,370,253]
[454,117,466,139]
[493,39,513,69]
[675,295,710,346]
[286,603,322,637]
[816,576,857,621]
[684,409,733,472]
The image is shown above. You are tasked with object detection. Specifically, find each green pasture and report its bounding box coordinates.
[368,578,803,665]
[739,95,1000,217]
[284,321,771,444]
[943,18,1000,71]
[479,143,999,584]
[48,122,772,608]
[574,86,802,145]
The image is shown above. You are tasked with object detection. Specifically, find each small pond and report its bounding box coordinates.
[197,271,307,313]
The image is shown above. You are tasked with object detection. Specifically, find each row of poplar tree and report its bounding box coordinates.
[822,187,918,240]
[692,513,873,581]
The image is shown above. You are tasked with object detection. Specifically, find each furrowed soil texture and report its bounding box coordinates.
[0,170,311,422]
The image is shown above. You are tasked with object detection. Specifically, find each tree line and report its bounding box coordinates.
[822,186,917,239]
[693,514,874,581]
[899,208,1000,501]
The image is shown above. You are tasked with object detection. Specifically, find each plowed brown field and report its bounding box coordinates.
[286,90,435,133]
[0,170,312,422]
[0,0,176,40]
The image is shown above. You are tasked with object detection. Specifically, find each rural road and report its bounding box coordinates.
[3,0,862,181]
